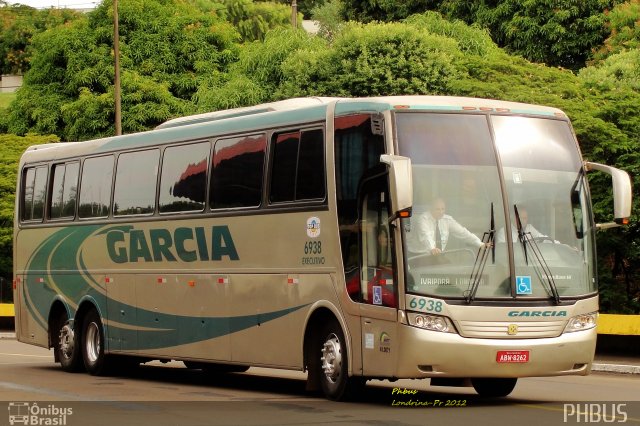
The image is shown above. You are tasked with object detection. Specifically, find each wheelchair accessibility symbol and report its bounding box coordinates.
[516,276,532,295]
[373,286,382,305]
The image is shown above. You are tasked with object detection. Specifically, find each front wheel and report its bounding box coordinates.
[81,309,109,375]
[317,320,364,401]
[471,378,517,397]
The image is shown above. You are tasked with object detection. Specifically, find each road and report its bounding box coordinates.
[1,339,639,426]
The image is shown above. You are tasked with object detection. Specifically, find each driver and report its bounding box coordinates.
[496,207,551,243]
[407,197,488,256]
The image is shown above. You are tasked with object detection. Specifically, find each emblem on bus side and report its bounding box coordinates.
[306,217,321,238]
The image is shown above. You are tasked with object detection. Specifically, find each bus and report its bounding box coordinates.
[13,96,632,400]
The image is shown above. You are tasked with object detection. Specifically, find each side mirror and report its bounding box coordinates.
[585,162,632,229]
[380,154,413,219]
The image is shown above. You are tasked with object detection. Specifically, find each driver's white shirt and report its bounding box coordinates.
[406,213,483,254]
[496,224,546,243]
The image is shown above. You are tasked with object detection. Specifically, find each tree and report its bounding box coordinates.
[278,22,463,98]
[0,4,83,75]
[340,0,623,70]
[223,0,292,41]
[591,0,640,64]
[4,0,241,140]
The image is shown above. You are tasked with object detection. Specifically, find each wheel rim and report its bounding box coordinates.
[59,324,75,360]
[320,333,342,383]
[85,321,101,363]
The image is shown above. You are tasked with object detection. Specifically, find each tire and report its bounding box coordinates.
[317,320,364,401]
[53,312,83,372]
[81,309,109,375]
[471,378,517,397]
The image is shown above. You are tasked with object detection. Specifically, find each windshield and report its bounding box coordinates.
[397,112,595,301]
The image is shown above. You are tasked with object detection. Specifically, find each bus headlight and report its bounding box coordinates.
[564,312,597,333]
[407,312,457,334]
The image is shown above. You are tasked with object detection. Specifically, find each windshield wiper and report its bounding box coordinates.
[465,203,495,304]
[514,205,560,304]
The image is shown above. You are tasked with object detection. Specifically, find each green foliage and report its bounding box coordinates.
[279,22,462,97]
[579,49,640,91]
[0,134,59,279]
[591,0,640,63]
[341,0,434,23]
[404,11,499,57]
[341,0,622,70]
[196,28,320,109]
[224,0,292,41]
[311,0,344,39]
[5,0,241,140]
[0,4,83,75]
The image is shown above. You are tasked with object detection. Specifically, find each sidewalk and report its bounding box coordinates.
[2,330,639,375]
[592,353,640,375]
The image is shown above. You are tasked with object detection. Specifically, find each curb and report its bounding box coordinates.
[0,332,16,339]
[592,363,640,375]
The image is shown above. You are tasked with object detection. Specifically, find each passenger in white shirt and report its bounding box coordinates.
[407,198,488,256]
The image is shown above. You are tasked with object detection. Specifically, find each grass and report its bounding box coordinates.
[0,92,17,111]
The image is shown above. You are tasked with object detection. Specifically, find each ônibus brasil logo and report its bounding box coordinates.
[8,402,73,425]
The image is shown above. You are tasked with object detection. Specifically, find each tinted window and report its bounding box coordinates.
[114,149,160,216]
[22,166,48,222]
[159,142,209,213]
[296,129,325,200]
[270,131,299,203]
[270,128,325,203]
[50,162,79,219]
[210,134,266,209]
[78,156,114,218]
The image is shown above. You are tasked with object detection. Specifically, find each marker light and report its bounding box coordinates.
[407,313,457,334]
[564,312,597,333]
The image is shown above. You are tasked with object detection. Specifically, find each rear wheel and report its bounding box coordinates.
[54,312,83,372]
[471,378,517,397]
[81,309,109,375]
[316,320,364,401]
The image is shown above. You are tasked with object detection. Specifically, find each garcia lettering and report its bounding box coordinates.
[107,226,239,263]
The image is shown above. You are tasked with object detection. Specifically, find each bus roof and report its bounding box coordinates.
[19,96,567,165]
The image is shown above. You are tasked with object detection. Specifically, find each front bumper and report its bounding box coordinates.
[395,324,596,378]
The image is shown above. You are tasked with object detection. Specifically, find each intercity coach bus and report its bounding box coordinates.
[13,96,632,400]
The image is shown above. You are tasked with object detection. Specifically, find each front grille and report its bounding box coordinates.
[456,320,565,338]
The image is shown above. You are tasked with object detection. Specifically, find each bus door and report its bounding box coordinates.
[358,173,399,377]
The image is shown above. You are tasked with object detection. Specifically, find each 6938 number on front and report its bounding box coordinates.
[406,295,446,314]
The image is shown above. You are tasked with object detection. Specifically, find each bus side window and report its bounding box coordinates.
[269,128,325,204]
[49,162,79,220]
[159,141,209,213]
[78,155,114,219]
[210,134,266,209]
[21,165,48,222]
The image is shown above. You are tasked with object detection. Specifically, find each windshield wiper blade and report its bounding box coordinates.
[514,204,528,264]
[526,236,561,304]
[465,203,495,304]
[513,204,560,304]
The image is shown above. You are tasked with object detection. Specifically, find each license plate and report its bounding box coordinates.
[496,350,529,363]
